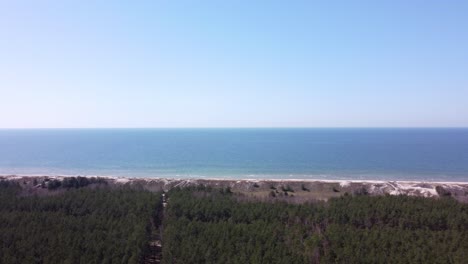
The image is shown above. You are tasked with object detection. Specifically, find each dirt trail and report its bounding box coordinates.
[144,230,162,263]
[144,193,166,263]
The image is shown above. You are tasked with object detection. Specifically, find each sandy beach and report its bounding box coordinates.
[2,174,468,203]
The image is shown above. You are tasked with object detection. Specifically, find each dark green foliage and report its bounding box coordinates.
[163,188,468,264]
[0,181,21,197]
[435,185,451,196]
[353,186,368,195]
[2,180,467,264]
[47,179,62,190]
[219,187,232,195]
[61,176,107,189]
[301,184,310,192]
[253,183,260,188]
[0,182,160,264]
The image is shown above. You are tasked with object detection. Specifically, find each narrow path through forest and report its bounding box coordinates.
[143,193,166,264]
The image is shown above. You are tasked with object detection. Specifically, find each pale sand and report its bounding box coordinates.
[2,174,468,201]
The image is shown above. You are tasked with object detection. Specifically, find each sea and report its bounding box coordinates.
[0,128,467,182]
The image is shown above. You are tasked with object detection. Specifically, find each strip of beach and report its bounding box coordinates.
[2,174,468,203]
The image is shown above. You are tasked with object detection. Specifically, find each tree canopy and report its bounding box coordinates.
[162,186,468,264]
[0,181,160,264]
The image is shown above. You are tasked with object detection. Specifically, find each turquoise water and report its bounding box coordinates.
[0,128,467,181]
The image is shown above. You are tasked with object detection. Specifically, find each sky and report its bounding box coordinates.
[0,0,467,128]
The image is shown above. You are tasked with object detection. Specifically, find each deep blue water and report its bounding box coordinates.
[0,128,468,181]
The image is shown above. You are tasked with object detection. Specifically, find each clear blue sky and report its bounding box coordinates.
[1,1,467,128]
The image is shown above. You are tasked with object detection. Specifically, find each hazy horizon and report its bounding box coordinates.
[1,127,468,129]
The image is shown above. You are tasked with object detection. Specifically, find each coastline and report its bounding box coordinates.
[2,174,468,202]
[2,173,468,185]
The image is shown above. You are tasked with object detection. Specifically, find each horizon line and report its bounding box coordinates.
[1,127,468,130]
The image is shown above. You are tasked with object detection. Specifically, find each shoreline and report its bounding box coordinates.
[2,174,468,185]
[2,174,468,203]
